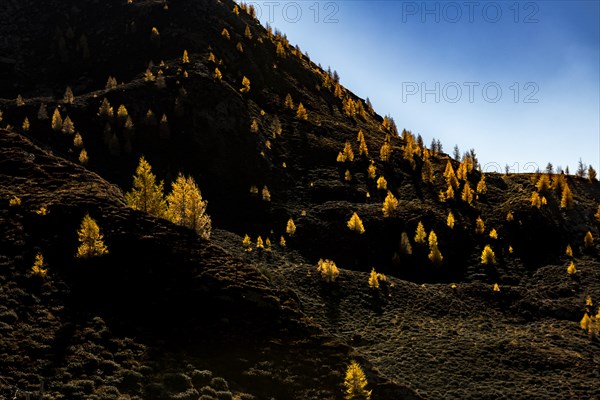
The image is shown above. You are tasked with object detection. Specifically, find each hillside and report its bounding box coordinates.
[1,0,599,399]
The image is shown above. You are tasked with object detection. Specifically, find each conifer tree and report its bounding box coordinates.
[182,49,190,64]
[461,181,474,204]
[166,174,212,240]
[421,157,434,183]
[344,361,371,400]
[296,102,308,120]
[357,129,365,143]
[51,108,63,131]
[98,98,114,120]
[359,136,369,157]
[256,236,264,250]
[221,28,230,40]
[16,94,25,106]
[584,231,594,249]
[566,244,573,257]
[76,214,109,258]
[214,67,223,80]
[22,117,30,132]
[244,25,252,39]
[376,176,387,190]
[536,174,551,192]
[62,116,75,135]
[560,183,573,209]
[236,42,244,53]
[475,216,485,235]
[447,212,455,229]
[286,218,296,236]
[506,211,514,222]
[368,268,379,289]
[31,253,48,278]
[489,229,498,239]
[400,232,413,255]
[37,104,48,120]
[476,174,487,194]
[73,132,83,148]
[428,230,443,265]
[379,141,392,162]
[240,76,250,93]
[456,162,468,181]
[415,221,426,244]
[493,283,500,292]
[382,191,399,218]
[262,185,271,202]
[481,245,495,265]
[78,149,89,165]
[444,161,459,189]
[367,163,377,179]
[347,212,365,234]
[125,157,167,218]
[64,86,74,104]
[317,259,339,283]
[341,141,354,162]
[567,261,577,275]
[588,165,597,182]
[284,93,294,109]
[344,170,352,182]
[445,185,455,201]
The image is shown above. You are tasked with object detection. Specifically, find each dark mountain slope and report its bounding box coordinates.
[1,0,599,398]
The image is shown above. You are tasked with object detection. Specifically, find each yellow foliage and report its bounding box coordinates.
[262,185,271,202]
[342,141,354,162]
[125,156,167,218]
[493,283,500,292]
[508,245,514,254]
[476,175,487,194]
[489,229,498,239]
[182,49,190,64]
[62,116,75,135]
[428,231,443,265]
[36,206,48,215]
[347,212,365,234]
[22,117,30,132]
[376,176,387,190]
[560,183,573,209]
[357,130,365,143]
[244,25,252,39]
[566,244,573,257]
[78,149,88,165]
[284,93,294,109]
[456,162,468,181]
[461,181,474,204]
[447,212,455,229]
[296,102,308,120]
[317,259,339,283]
[367,163,377,179]
[382,191,399,218]
[240,76,251,93]
[76,214,109,258]
[236,42,244,53]
[344,361,371,400]
[166,174,211,240]
[9,196,21,207]
[445,184,455,200]
[379,142,392,162]
[368,268,379,289]
[214,67,222,80]
[242,234,252,248]
[584,231,593,249]
[279,235,286,247]
[286,218,296,236]
[221,28,230,40]
[506,211,514,222]
[31,253,47,278]
[475,216,485,235]
[256,236,264,250]
[51,108,63,131]
[359,137,369,157]
[444,161,459,189]
[481,245,495,265]
[415,221,427,244]
[344,170,352,182]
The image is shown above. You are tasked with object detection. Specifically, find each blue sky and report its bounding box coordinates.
[251,0,600,173]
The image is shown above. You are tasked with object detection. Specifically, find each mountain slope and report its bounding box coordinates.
[1,0,599,399]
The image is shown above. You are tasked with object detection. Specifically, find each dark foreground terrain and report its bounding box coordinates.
[1,0,599,399]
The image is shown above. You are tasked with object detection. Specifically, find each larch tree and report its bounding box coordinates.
[475,216,485,235]
[166,174,212,240]
[588,165,597,182]
[344,361,371,400]
[444,161,459,189]
[182,49,190,64]
[382,191,399,218]
[476,175,487,194]
[62,116,75,135]
[296,102,308,120]
[317,259,339,283]
[286,218,296,236]
[342,141,355,162]
[415,221,427,244]
[51,108,63,131]
[125,156,167,218]
[64,86,74,104]
[447,212,455,229]
[481,245,496,265]
[584,231,594,249]
[347,212,365,234]
[376,176,387,190]
[240,76,251,93]
[428,230,443,265]
[379,141,392,162]
[368,268,379,289]
[461,181,474,205]
[400,232,413,255]
[76,214,109,258]
[560,183,573,209]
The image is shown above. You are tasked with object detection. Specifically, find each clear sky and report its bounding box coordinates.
[251,0,600,173]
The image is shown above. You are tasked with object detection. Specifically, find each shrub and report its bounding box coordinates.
[125,156,167,218]
[76,214,109,258]
[481,245,495,265]
[382,191,399,217]
[166,174,211,240]
[347,212,365,234]
[210,377,229,391]
[344,361,371,400]
[317,259,339,282]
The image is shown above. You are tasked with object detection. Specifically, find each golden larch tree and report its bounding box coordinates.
[240,76,250,93]
[584,231,594,249]
[476,175,487,194]
[76,214,109,258]
[461,181,474,204]
[368,268,379,289]
[344,361,371,400]
[475,216,485,235]
[51,108,63,131]
[286,218,296,236]
[428,230,443,265]
[317,259,339,283]
[166,174,212,240]
[447,212,455,229]
[560,183,573,209]
[379,141,392,162]
[296,102,308,120]
[414,221,426,244]
[376,176,387,190]
[382,191,399,218]
[347,212,365,234]
[481,245,495,265]
[444,161,459,189]
[125,156,167,218]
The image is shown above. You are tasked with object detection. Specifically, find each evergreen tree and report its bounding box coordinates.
[62,116,75,135]
[344,361,371,400]
[166,174,212,240]
[453,145,460,160]
[588,165,597,182]
[476,175,487,194]
[444,161,459,189]
[461,181,474,204]
[125,157,167,218]
[76,214,109,258]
